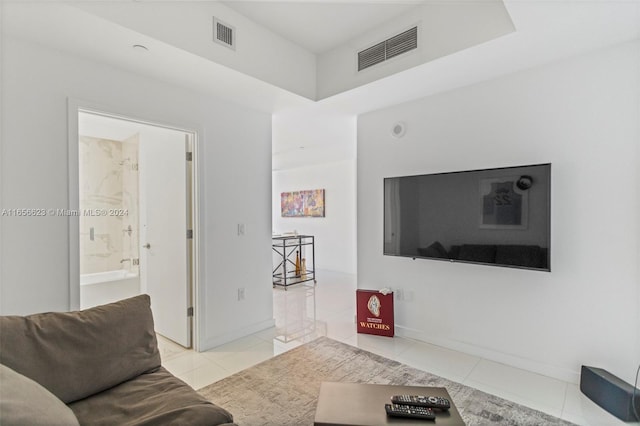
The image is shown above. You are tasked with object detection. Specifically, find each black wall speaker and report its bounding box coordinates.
[580,365,640,422]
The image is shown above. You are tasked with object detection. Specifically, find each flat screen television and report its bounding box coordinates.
[384,163,551,271]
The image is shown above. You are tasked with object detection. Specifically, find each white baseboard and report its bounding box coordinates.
[395,324,581,384]
[199,318,276,352]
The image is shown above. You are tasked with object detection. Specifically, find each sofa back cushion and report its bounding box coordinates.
[457,244,497,263]
[495,245,546,269]
[0,294,161,404]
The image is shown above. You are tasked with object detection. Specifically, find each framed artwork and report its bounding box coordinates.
[281,189,325,217]
[479,177,528,229]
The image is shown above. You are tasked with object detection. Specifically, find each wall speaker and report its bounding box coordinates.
[580,365,639,422]
[390,122,406,138]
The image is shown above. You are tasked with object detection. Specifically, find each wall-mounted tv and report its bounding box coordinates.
[384,163,551,271]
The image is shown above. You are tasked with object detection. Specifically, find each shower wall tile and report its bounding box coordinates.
[79,135,135,275]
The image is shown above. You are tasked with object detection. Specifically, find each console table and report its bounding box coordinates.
[272,234,316,289]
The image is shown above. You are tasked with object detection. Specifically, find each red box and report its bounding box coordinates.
[356,289,394,337]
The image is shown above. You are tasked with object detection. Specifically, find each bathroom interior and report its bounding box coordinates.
[78,111,190,316]
[77,111,194,348]
[78,113,142,309]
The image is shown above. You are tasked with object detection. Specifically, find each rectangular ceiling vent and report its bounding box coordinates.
[213,17,236,50]
[358,26,418,72]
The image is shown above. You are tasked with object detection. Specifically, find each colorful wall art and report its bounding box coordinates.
[281,189,325,217]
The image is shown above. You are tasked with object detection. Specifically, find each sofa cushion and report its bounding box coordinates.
[449,245,461,260]
[495,245,546,268]
[0,363,80,426]
[0,294,161,404]
[457,244,497,263]
[68,367,236,426]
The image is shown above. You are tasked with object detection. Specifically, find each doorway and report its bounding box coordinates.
[74,110,197,349]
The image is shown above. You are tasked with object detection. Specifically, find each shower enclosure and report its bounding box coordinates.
[78,133,140,308]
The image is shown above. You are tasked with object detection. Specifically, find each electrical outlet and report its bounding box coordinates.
[237,287,245,301]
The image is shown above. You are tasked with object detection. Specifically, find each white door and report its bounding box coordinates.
[139,127,191,348]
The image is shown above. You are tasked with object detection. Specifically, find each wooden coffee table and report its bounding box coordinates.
[314,382,466,426]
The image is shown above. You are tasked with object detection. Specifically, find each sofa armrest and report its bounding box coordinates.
[0,364,80,426]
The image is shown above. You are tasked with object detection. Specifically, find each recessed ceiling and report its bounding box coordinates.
[222,1,426,54]
[3,0,639,171]
[3,0,639,116]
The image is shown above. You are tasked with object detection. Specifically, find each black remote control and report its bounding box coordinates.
[391,395,451,411]
[385,403,436,420]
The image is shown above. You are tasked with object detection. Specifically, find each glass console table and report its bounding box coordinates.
[272,235,316,290]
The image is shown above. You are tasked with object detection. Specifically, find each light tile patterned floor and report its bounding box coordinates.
[157,270,638,426]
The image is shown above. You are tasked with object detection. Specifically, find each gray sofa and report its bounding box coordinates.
[0,294,236,426]
[418,241,548,269]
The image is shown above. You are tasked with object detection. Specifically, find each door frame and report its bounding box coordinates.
[67,98,203,350]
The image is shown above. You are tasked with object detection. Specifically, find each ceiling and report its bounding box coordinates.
[221,1,426,54]
[2,1,640,169]
[79,111,160,142]
[3,1,639,117]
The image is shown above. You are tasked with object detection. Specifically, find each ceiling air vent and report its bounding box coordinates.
[213,17,235,50]
[358,26,418,72]
[358,41,386,72]
[385,27,418,60]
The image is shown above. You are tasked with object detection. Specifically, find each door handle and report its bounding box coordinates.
[143,243,151,249]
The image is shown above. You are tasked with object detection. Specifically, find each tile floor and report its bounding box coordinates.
[158,270,638,426]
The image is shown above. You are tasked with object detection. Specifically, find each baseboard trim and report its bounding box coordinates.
[395,325,580,384]
[199,318,276,352]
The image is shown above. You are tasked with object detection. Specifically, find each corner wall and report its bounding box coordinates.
[357,40,640,384]
[0,37,274,351]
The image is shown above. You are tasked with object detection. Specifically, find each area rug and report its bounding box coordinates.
[199,336,575,425]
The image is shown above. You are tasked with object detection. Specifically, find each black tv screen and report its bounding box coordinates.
[384,163,551,271]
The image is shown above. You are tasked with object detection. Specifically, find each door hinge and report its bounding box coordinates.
[186,152,193,162]
[187,229,193,239]
[187,307,194,317]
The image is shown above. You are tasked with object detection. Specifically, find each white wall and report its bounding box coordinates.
[273,160,356,274]
[357,40,640,384]
[272,112,357,274]
[0,37,274,351]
